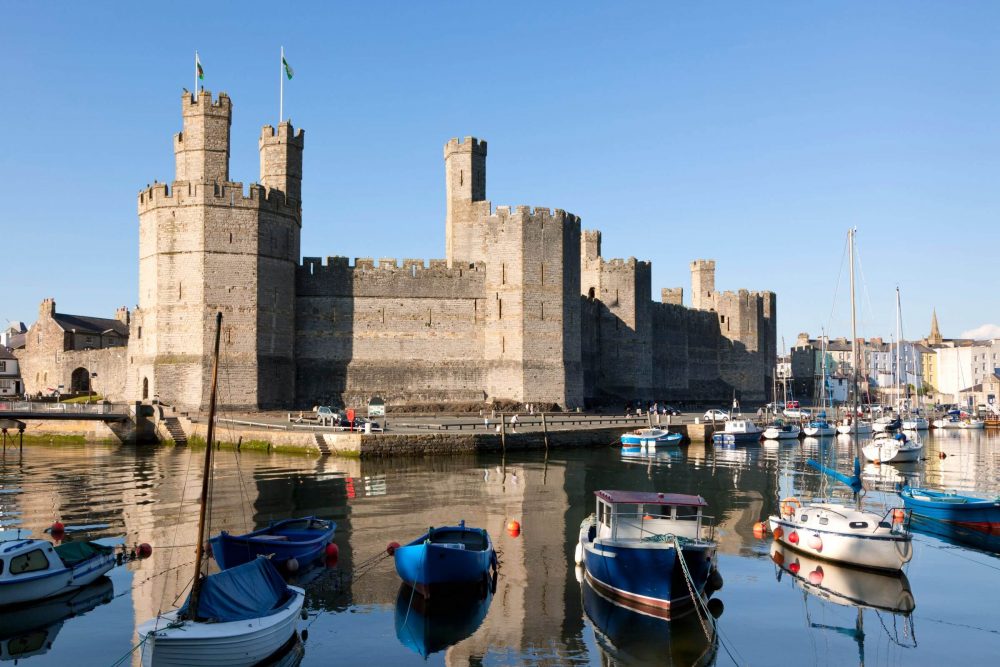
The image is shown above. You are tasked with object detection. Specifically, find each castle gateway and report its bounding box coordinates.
[28,90,775,411]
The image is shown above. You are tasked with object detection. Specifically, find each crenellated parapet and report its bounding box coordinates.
[137,180,300,219]
[297,255,486,298]
[444,136,488,158]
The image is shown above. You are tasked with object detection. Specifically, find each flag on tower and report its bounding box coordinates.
[196,53,204,80]
[282,55,294,80]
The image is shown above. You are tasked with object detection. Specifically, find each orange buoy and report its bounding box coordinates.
[507,520,521,537]
[892,509,906,524]
[771,550,785,566]
[773,526,784,540]
[808,566,824,585]
[807,534,823,552]
[788,530,799,545]
[753,522,766,539]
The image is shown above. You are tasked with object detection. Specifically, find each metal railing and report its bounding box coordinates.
[0,400,130,416]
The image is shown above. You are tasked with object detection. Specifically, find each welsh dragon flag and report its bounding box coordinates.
[282,56,294,80]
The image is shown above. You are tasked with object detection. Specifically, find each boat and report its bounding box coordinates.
[907,513,1000,553]
[575,490,721,616]
[802,414,837,437]
[393,521,498,597]
[933,410,983,429]
[836,417,872,435]
[210,517,336,570]
[711,418,763,444]
[872,416,902,433]
[138,313,305,667]
[901,415,929,431]
[0,576,113,662]
[0,539,115,607]
[862,430,923,463]
[768,497,912,572]
[581,571,718,667]
[620,428,683,448]
[898,487,1000,533]
[394,582,493,658]
[762,419,801,440]
[959,417,985,430]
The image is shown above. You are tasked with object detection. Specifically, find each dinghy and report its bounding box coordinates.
[620,428,683,448]
[899,487,1000,533]
[211,517,336,570]
[393,521,498,597]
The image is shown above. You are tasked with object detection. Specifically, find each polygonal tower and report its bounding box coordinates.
[444,137,490,266]
[130,90,302,411]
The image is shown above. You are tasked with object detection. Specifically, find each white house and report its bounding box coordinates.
[0,347,20,396]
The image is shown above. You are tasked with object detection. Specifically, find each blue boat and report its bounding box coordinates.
[393,521,498,596]
[711,418,763,445]
[620,428,683,448]
[575,490,720,617]
[210,517,336,570]
[899,487,1000,533]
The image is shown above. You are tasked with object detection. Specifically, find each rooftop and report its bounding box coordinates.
[52,313,128,338]
[595,490,707,507]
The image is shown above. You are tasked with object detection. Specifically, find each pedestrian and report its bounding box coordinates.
[484,416,490,430]
[756,407,764,420]
[510,413,519,432]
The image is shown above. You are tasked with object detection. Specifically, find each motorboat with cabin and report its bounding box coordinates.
[620,428,683,448]
[711,418,763,445]
[0,539,115,607]
[575,490,721,616]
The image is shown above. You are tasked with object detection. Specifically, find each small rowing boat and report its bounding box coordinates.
[393,521,498,597]
[620,428,683,448]
[899,487,1000,533]
[210,517,336,570]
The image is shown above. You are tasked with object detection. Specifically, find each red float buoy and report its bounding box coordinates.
[789,561,800,575]
[808,566,824,585]
[137,543,153,558]
[385,541,400,556]
[753,522,766,539]
[325,543,340,566]
[788,530,799,545]
[51,521,65,535]
[892,509,906,524]
[807,535,823,552]
[773,526,784,540]
[507,520,521,538]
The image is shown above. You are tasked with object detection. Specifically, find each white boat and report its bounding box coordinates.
[836,419,872,435]
[0,539,115,606]
[862,432,923,463]
[620,428,683,448]
[762,421,801,440]
[802,421,837,437]
[872,416,901,433]
[768,500,912,572]
[901,416,929,431]
[959,418,985,430]
[138,313,304,667]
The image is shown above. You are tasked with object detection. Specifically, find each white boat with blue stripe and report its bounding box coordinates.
[620,428,682,448]
[575,490,720,617]
[0,538,115,607]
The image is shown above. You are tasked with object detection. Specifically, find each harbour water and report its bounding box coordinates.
[1,430,998,666]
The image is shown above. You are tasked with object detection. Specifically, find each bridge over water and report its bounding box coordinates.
[0,401,131,422]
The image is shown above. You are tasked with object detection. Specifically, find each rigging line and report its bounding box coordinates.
[854,239,878,337]
[156,436,200,617]
[918,538,1000,572]
[826,231,850,331]
[218,339,253,536]
[916,614,1000,636]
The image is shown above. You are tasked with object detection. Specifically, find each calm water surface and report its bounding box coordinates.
[1,430,999,666]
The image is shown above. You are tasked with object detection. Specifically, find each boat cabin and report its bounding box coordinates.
[0,539,64,582]
[593,490,711,542]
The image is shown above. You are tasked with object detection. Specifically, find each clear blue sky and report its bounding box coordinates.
[3,1,999,346]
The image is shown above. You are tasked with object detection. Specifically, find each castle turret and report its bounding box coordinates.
[690,259,716,310]
[259,121,304,204]
[444,137,489,266]
[174,90,231,183]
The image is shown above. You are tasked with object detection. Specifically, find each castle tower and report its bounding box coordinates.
[259,121,304,203]
[174,90,231,182]
[690,259,716,310]
[444,137,489,266]
[131,90,302,411]
[928,308,943,345]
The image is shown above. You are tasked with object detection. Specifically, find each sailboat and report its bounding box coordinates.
[803,336,836,437]
[863,289,923,464]
[837,247,872,437]
[902,345,929,431]
[137,313,305,667]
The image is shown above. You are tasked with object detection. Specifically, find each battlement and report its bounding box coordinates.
[601,256,652,271]
[488,205,581,226]
[299,255,486,275]
[582,230,602,260]
[182,89,231,114]
[298,255,487,299]
[260,122,305,147]
[137,180,299,217]
[661,288,683,305]
[444,136,488,157]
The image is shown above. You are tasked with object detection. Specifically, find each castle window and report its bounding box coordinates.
[460,170,464,186]
[226,327,232,345]
[502,264,506,285]
[502,336,505,355]
[541,302,545,321]
[229,232,233,244]
[498,299,503,319]
[540,263,544,284]
[178,283,182,300]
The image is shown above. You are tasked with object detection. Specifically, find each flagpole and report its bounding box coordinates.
[194,50,198,101]
[279,46,284,125]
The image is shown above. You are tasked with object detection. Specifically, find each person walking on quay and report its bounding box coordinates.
[510,413,519,432]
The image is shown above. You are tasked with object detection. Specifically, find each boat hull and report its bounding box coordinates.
[768,515,911,572]
[581,538,715,616]
[837,423,873,435]
[862,439,923,463]
[900,488,1000,529]
[620,432,683,447]
[762,427,800,440]
[802,425,837,437]
[712,431,761,445]
[137,587,304,667]
[0,546,115,607]
[393,526,496,595]
[210,517,336,570]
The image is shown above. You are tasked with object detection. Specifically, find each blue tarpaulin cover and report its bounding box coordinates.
[181,557,291,622]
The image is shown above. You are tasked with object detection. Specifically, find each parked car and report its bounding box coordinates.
[660,404,682,416]
[783,408,810,419]
[703,409,730,422]
[764,402,784,413]
[315,406,344,426]
[785,400,800,409]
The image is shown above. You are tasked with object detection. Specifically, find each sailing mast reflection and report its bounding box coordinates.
[770,541,917,663]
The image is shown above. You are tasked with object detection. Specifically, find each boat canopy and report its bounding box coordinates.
[181,557,291,622]
[595,490,706,507]
[54,541,112,566]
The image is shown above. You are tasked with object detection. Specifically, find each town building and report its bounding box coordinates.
[0,346,20,397]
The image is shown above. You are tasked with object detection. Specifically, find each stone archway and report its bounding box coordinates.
[71,367,91,393]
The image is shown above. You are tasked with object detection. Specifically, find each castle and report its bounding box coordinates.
[17,90,776,410]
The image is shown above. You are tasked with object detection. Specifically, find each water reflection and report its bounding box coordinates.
[0,576,113,661]
[394,584,493,658]
[581,576,718,666]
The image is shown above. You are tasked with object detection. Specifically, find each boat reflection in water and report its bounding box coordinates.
[580,570,719,667]
[908,514,1000,554]
[0,575,113,661]
[770,541,916,662]
[394,582,494,658]
[620,445,682,468]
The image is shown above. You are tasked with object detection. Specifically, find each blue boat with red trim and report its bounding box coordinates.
[574,490,720,617]
[899,487,1000,534]
[210,517,336,570]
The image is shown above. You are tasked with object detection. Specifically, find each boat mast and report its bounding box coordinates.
[849,228,858,433]
[895,286,902,415]
[185,311,223,621]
